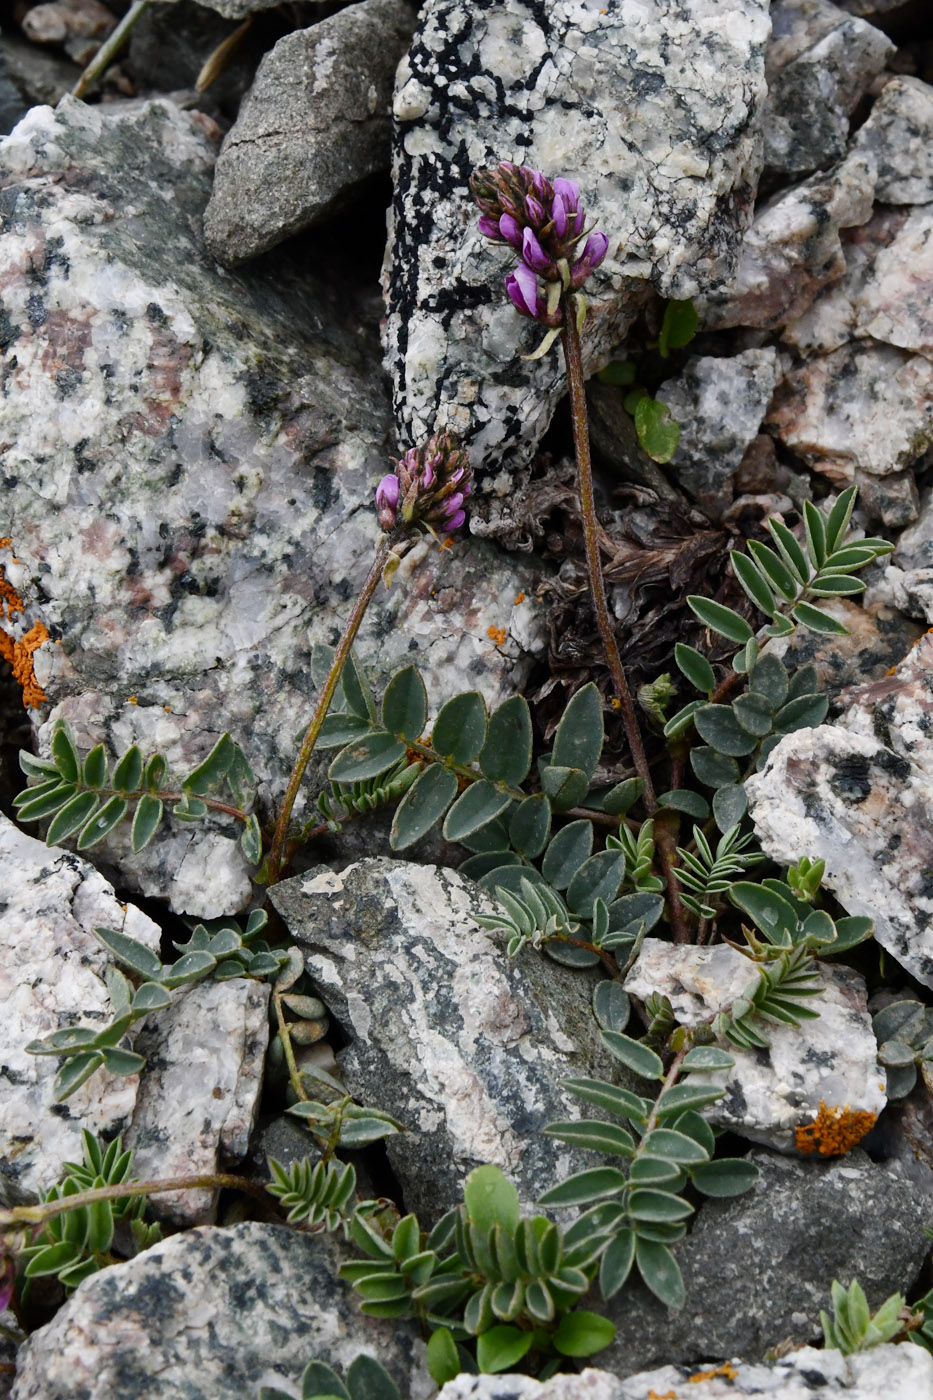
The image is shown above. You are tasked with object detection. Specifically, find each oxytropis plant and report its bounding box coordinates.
[4,158,903,1379]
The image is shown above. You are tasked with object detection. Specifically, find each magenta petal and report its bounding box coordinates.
[526,196,544,224]
[531,169,548,199]
[444,493,464,515]
[499,212,522,249]
[553,177,580,209]
[376,474,399,508]
[477,215,500,239]
[522,227,550,272]
[552,193,567,239]
[584,231,609,266]
[446,510,466,531]
[512,260,540,316]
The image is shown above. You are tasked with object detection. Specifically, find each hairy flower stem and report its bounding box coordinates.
[561,303,689,942]
[0,1174,268,1233]
[273,988,308,1102]
[268,537,392,884]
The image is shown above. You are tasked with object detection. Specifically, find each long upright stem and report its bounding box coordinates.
[268,537,392,884]
[561,303,689,942]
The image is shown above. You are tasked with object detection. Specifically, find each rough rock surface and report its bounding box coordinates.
[886,486,933,621]
[656,349,779,512]
[125,977,269,1224]
[386,0,771,469]
[438,1346,933,1399]
[204,0,417,265]
[270,858,625,1218]
[0,98,543,915]
[600,1148,930,1375]
[10,1223,428,1400]
[747,633,933,990]
[0,812,161,1205]
[761,0,892,176]
[851,76,933,206]
[624,939,885,1153]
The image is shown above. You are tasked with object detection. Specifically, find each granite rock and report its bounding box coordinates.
[600,1148,931,1375]
[624,939,885,1153]
[0,97,543,914]
[746,633,933,990]
[655,349,779,514]
[204,0,417,265]
[761,0,892,176]
[850,76,933,206]
[124,977,269,1224]
[9,1223,428,1400]
[270,858,625,1219]
[438,1346,933,1400]
[765,342,933,483]
[0,812,161,1205]
[386,0,771,471]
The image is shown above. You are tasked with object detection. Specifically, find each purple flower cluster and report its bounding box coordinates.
[375,430,472,536]
[470,162,609,325]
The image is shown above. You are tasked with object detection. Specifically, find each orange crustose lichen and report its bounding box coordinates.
[689,1362,739,1383]
[487,624,507,647]
[0,542,49,708]
[795,1100,877,1156]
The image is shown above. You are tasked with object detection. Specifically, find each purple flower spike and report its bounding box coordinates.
[552,193,568,239]
[477,215,500,239]
[522,227,551,273]
[526,196,545,225]
[507,262,540,318]
[446,509,466,531]
[376,473,400,530]
[553,177,580,209]
[377,431,472,537]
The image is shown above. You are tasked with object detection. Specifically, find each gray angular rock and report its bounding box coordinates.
[766,342,933,482]
[746,633,933,990]
[0,97,544,915]
[600,1149,931,1375]
[438,1346,933,1399]
[385,0,771,470]
[761,0,892,176]
[204,0,417,266]
[851,76,933,206]
[125,977,269,1224]
[655,349,779,513]
[9,1223,427,1400]
[0,812,161,1205]
[270,858,624,1218]
[624,939,885,1153]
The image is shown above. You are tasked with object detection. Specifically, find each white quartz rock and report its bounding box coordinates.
[624,937,885,1152]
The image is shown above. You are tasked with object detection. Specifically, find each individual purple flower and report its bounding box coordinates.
[375,430,472,538]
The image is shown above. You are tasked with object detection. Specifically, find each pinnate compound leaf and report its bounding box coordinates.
[443,782,512,842]
[635,1238,685,1309]
[601,1031,664,1080]
[15,780,76,822]
[390,765,458,850]
[46,792,100,845]
[686,597,753,644]
[552,683,604,780]
[329,733,407,783]
[553,1310,617,1357]
[132,794,163,852]
[480,696,532,786]
[381,666,428,741]
[431,691,487,764]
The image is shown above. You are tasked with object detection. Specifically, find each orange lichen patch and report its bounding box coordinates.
[648,1391,678,1400]
[439,536,455,551]
[795,1100,877,1156]
[689,1362,739,1383]
[0,618,50,708]
[127,696,138,705]
[487,625,507,647]
[514,591,525,604]
[609,696,622,711]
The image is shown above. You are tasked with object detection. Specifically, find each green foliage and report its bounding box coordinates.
[728,879,873,955]
[286,1066,403,1150]
[674,824,761,921]
[658,298,699,358]
[820,1280,906,1354]
[26,910,288,1099]
[260,1355,401,1400]
[872,1000,933,1100]
[266,1157,360,1232]
[18,1130,160,1290]
[710,942,824,1050]
[16,722,260,862]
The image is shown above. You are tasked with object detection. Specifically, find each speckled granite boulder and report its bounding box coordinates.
[9,1224,428,1400]
[0,812,160,1205]
[270,858,625,1218]
[438,1346,933,1400]
[0,812,269,1219]
[762,0,892,176]
[385,0,771,470]
[624,939,885,1153]
[747,633,933,990]
[204,0,417,265]
[599,1148,931,1375]
[0,97,543,914]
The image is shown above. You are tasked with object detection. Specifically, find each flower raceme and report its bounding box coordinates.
[470,161,609,326]
[375,431,472,536]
